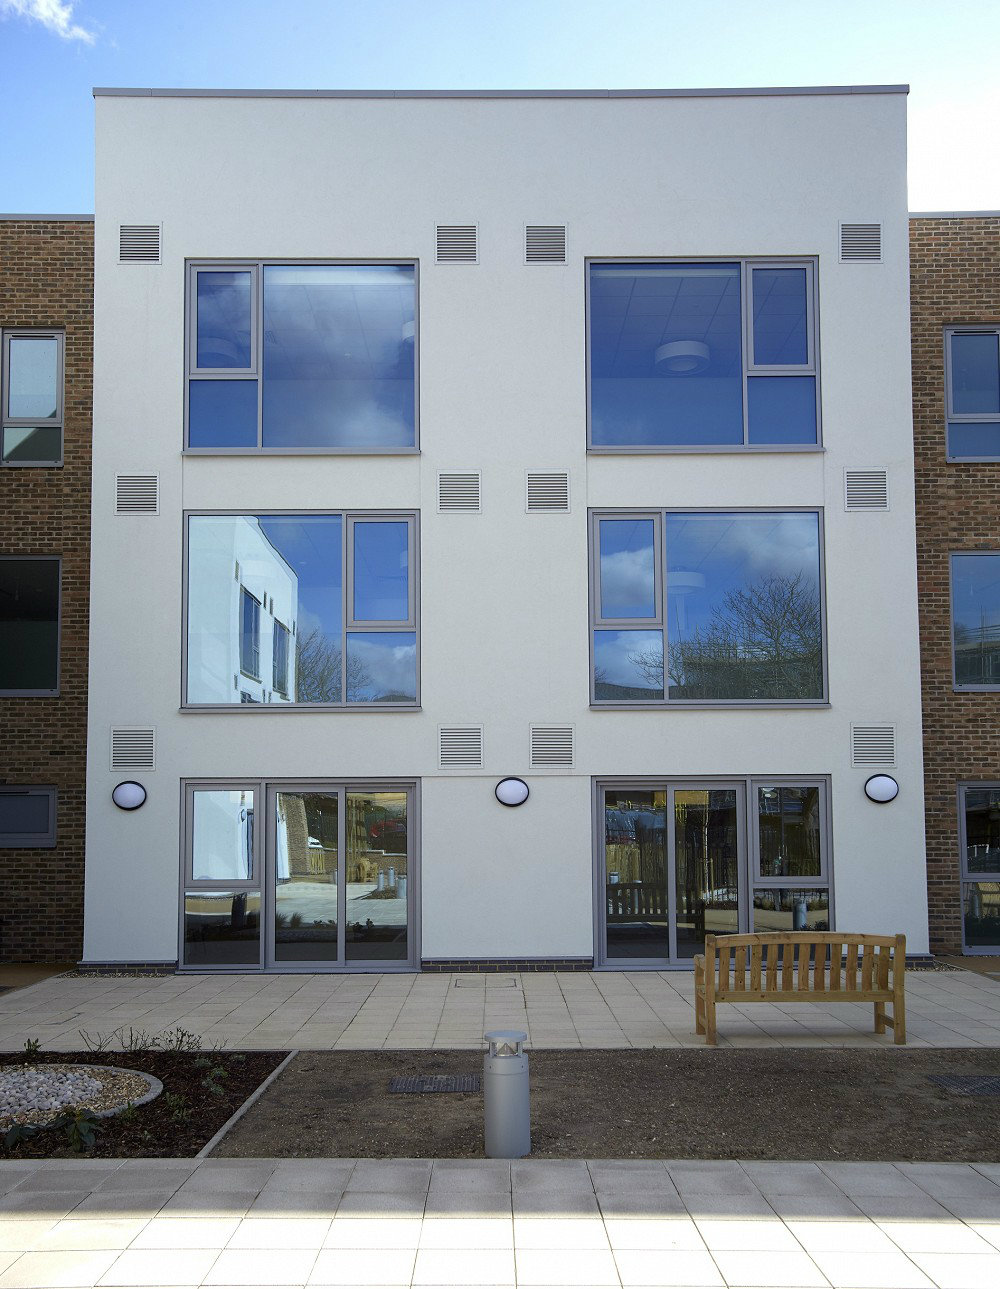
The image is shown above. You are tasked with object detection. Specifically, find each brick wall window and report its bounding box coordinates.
[945,327,1000,459]
[1,330,64,466]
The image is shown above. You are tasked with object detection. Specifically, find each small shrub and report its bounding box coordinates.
[21,1038,41,1059]
[164,1092,191,1123]
[62,1108,101,1154]
[160,1027,202,1053]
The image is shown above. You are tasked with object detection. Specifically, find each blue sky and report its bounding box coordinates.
[1,0,999,213]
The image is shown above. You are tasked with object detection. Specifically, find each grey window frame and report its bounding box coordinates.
[944,327,1000,463]
[272,618,290,695]
[588,507,829,708]
[956,782,1000,955]
[182,510,421,711]
[178,777,421,973]
[183,259,420,455]
[0,785,57,848]
[0,555,61,697]
[1,329,64,467]
[592,774,833,969]
[346,515,417,629]
[591,512,663,629]
[949,551,1000,691]
[239,587,262,682]
[586,256,822,454]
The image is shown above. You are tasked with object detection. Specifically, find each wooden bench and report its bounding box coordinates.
[694,932,906,1046]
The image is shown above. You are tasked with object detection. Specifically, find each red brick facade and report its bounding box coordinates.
[0,218,93,961]
[911,214,1000,954]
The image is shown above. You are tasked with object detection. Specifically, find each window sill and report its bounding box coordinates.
[587,444,824,456]
[590,701,831,710]
[183,446,421,457]
[181,704,422,713]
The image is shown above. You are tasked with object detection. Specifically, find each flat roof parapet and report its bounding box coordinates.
[92,84,909,100]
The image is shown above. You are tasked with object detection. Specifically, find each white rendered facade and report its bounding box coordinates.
[85,86,928,968]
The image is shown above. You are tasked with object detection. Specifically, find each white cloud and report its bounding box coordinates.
[0,0,95,43]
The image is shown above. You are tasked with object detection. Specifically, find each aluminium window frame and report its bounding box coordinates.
[944,326,1000,463]
[1,329,65,468]
[0,554,61,697]
[181,510,421,711]
[345,514,417,629]
[949,550,1000,692]
[0,785,57,849]
[183,258,421,456]
[590,512,663,629]
[956,781,1000,955]
[585,256,822,454]
[588,506,829,709]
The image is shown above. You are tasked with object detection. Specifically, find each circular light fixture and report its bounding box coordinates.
[112,781,147,811]
[864,775,899,804]
[654,340,709,374]
[495,778,530,807]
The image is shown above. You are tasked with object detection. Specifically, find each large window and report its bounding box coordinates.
[0,558,60,694]
[588,261,818,449]
[945,328,1000,459]
[2,330,63,466]
[951,553,1000,689]
[958,785,1000,952]
[0,787,56,848]
[186,263,417,452]
[185,513,418,707]
[590,510,825,704]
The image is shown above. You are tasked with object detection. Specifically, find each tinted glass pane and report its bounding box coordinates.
[188,379,258,448]
[757,786,822,878]
[7,337,58,419]
[191,790,254,881]
[187,515,342,704]
[964,882,1000,948]
[604,788,668,959]
[261,265,416,449]
[751,268,808,365]
[272,621,290,694]
[675,790,740,958]
[948,422,1000,459]
[346,791,408,961]
[951,333,1000,415]
[196,270,252,368]
[0,559,59,691]
[240,590,261,680]
[0,793,51,838]
[2,425,62,463]
[952,554,1000,686]
[747,376,817,444]
[184,891,260,965]
[345,632,417,702]
[752,888,830,933]
[665,512,823,701]
[275,791,338,962]
[593,629,664,700]
[590,263,743,446]
[353,521,409,621]
[963,789,1000,874]
[599,519,656,619]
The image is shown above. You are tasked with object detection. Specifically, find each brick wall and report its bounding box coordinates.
[0,219,93,961]
[911,214,1000,954]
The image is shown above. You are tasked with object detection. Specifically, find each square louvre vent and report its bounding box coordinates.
[845,469,889,511]
[526,472,570,513]
[840,222,882,263]
[115,474,159,514]
[436,225,478,264]
[530,725,574,767]
[852,724,895,767]
[439,726,484,768]
[438,472,481,512]
[119,225,161,264]
[525,225,567,263]
[111,727,156,771]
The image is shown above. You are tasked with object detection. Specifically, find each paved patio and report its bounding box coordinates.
[1,1156,1000,1287]
[3,967,1000,1052]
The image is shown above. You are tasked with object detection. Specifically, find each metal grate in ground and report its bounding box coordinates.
[388,1074,481,1094]
[928,1074,1000,1095]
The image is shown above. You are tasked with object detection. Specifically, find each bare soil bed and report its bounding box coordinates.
[0,1050,286,1159]
[215,1047,1000,1162]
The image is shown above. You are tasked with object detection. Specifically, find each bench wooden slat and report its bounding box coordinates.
[750,943,762,992]
[861,944,874,992]
[845,942,859,992]
[734,947,746,991]
[830,943,841,991]
[765,942,778,992]
[797,941,811,991]
[715,987,894,1004]
[720,944,729,994]
[781,942,793,991]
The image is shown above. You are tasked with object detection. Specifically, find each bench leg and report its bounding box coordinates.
[704,992,716,1046]
[893,993,906,1045]
[874,1001,886,1035]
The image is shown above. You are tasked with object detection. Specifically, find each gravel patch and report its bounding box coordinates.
[0,1063,158,1129]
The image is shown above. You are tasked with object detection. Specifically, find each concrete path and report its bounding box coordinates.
[1,1157,1000,1287]
[3,968,1000,1052]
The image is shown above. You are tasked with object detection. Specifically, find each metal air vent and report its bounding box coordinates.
[840,223,882,263]
[526,472,570,513]
[115,474,159,514]
[438,472,482,513]
[439,726,484,768]
[525,225,567,264]
[436,225,478,264]
[119,225,161,264]
[110,727,156,771]
[851,725,895,767]
[530,725,574,767]
[845,469,889,511]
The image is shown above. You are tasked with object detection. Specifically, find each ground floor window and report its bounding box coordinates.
[182,779,416,970]
[596,777,831,966]
[958,784,1000,952]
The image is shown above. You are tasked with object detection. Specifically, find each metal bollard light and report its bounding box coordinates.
[483,1030,531,1159]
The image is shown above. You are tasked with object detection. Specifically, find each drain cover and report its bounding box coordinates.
[389,1074,481,1094]
[928,1074,1000,1096]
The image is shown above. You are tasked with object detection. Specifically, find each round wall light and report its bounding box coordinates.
[112,781,147,811]
[495,778,530,807]
[864,774,899,804]
[654,340,710,374]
